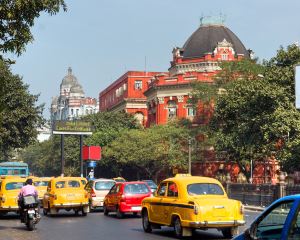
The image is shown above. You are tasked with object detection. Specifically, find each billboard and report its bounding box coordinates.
[53,121,93,135]
[296,65,300,109]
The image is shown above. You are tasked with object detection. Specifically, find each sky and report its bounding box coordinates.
[9,0,300,119]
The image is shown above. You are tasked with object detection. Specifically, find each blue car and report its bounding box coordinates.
[233,194,300,240]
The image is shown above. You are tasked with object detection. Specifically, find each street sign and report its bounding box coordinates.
[82,146,101,160]
[52,121,93,135]
[295,65,300,109]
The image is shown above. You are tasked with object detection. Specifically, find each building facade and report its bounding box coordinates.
[51,67,98,122]
[99,22,250,127]
[99,71,167,126]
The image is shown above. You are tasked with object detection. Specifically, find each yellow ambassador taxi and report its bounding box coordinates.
[42,177,89,216]
[32,177,52,202]
[141,174,245,238]
[0,176,26,215]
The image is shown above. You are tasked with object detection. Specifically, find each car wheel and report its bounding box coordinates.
[103,204,109,216]
[116,206,124,219]
[142,210,152,233]
[222,227,238,239]
[43,208,48,216]
[174,216,183,238]
[82,210,87,217]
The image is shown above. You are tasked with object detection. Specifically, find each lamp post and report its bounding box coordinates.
[188,137,192,175]
[250,159,253,184]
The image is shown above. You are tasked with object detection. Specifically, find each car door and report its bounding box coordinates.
[150,182,167,224]
[105,184,117,210]
[163,181,179,225]
[252,199,296,240]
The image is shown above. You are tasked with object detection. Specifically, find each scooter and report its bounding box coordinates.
[20,195,41,231]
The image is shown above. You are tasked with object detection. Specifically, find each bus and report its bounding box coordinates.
[0,162,29,177]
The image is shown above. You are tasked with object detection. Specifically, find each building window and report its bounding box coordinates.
[187,107,196,117]
[76,109,79,116]
[71,109,74,115]
[221,54,228,60]
[134,80,142,90]
[167,100,177,119]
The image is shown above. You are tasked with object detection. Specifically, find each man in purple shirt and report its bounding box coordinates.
[18,179,38,199]
[18,178,38,222]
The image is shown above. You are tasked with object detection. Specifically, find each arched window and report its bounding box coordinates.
[167,100,177,119]
[134,112,144,125]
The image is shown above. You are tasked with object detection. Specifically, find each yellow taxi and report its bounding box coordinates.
[32,177,52,202]
[113,177,126,182]
[79,177,88,186]
[42,177,89,216]
[0,177,26,215]
[141,174,245,238]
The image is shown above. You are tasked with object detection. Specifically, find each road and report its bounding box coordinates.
[0,210,259,240]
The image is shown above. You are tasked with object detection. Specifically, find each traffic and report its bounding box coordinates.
[0,171,296,240]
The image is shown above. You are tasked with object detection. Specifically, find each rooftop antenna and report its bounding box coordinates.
[144,56,147,74]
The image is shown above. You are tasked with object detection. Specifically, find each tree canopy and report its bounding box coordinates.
[191,44,300,178]
[0,60,44,160]
[103,124,189,181]
[0,0,66,58]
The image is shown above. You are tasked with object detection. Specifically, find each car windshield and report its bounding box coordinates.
[124,183,149,194]
[34,181,49,187]
[95,181,115,190]
[55,180,80,188]
[187,183,224,196]
[5,182,24,190]
[144,181,157,188]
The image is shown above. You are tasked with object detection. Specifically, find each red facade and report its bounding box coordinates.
[99,71,167,126]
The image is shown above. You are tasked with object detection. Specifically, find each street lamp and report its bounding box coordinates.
[188,137,192,175]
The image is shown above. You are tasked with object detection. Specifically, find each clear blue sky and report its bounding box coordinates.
[10,0,300,119]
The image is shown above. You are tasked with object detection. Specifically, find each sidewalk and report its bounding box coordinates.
[244,205,265,212]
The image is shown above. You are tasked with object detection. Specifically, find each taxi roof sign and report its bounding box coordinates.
[175,174,192,177]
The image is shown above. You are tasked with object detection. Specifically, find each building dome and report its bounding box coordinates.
[182,24,249,59]
[70,84,85,95]
[61,67,79,87]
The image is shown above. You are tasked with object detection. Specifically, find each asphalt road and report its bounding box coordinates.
[0,210,260,240]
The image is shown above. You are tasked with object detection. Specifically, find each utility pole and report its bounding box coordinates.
[188,137,192,174]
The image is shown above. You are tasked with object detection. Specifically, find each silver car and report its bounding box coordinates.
[85,178,115,211]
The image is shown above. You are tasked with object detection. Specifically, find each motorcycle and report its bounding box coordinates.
[20,195,41,231]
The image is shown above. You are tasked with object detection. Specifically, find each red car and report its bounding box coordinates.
[103,181,151,218]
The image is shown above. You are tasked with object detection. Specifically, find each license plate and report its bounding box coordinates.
[28,210,35,214]
[131,206,141,211]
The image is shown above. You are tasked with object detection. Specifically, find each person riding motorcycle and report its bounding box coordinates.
[18,178,38,222]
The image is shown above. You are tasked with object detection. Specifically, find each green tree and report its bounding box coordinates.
[0,0,66,58]
[104,124,189,182]
[0,60,44,160]
[84,111,140,147]
[20,111,140,176]
[208,44,300,178]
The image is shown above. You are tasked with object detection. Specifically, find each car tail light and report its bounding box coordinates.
[91,189,96,198]
[240,204,244,214]
[194,205,199,215]
[120,195,126,202]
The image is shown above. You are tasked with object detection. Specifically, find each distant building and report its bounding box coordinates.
[37,124,51,142]
[51,67,98,122]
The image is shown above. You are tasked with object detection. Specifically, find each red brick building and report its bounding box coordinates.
[144,24,250,126]
[99,71,167,126]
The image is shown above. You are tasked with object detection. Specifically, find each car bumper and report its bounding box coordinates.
[119,203,142,213]
[188,220,245,227]
[91,198,104,207]
[53,202,89,208]
[0,206,19,210]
